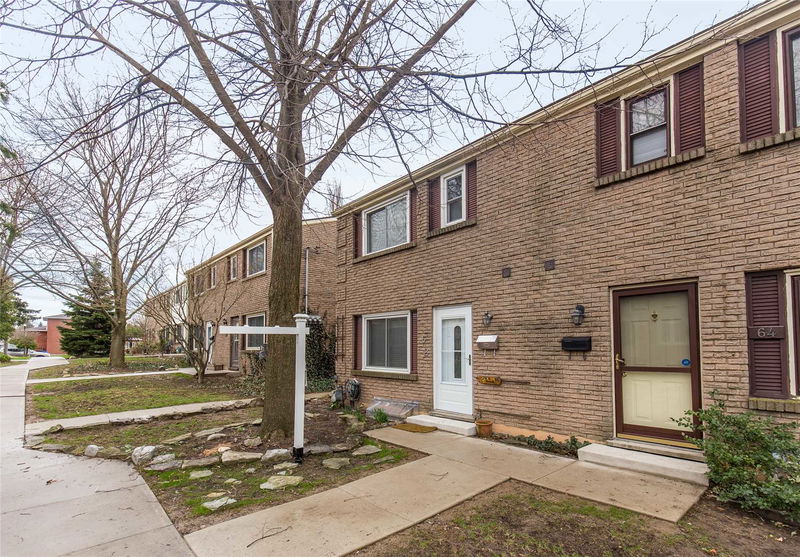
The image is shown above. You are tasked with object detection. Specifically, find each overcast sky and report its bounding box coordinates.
[8,0,752,320]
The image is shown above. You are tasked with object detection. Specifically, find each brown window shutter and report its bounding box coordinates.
[746,271,788,398]
[409,188,417,242]
[466,160,477,220]
[428,178,440,231]
[596,99,620,177]
[675,64,705,152]
[410,310,418,374]
[793,276,800,389]
[353,214,361,258]
[353,315,362,370]
[739,34,777,142]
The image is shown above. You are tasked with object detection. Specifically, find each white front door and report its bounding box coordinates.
[433,305,473,415]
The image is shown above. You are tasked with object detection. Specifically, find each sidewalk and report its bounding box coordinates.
[1,358,193,556]
[183,427,706,557]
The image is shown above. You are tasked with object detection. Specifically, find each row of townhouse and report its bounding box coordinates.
[145,217,337,372]
[332,0,800,448]
[145,0,799,452]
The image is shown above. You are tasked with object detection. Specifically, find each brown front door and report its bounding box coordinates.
[613,283,701,443]
[230,317,240,370]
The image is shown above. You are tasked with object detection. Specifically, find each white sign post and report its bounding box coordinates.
[218,313,310,461]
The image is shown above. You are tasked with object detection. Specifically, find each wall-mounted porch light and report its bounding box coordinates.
[570,304,586,326]
[482,312,493,327]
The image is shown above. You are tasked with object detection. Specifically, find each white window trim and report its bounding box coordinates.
[785,269,800,397]
[620,79,673,172]
[361,192,411,256]
[362,310,411,373]
[440,166,467,227]
[245,312,266,350]
[229,255,239,281]
[246,242,266,277]
[777,22,800,133]
[209,266,217,288]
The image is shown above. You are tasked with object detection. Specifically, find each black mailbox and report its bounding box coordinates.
[561,336,592,352]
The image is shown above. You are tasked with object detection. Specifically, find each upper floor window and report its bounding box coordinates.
[596,63,704,178]
[228,254,239,281]
[193,273,206,295]
[739,28,800,142]
[364,194,408,255]
[629,89,668,166]
[787,27,800,129]
[246,242,265,276]
[209,266,217,288]
[441,167,466,226]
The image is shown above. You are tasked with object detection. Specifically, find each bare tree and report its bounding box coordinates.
[145,251,248,384]
[1,0,665,439]
[12,86,209,367]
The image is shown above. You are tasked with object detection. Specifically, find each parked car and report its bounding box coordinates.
[28,350,51,357]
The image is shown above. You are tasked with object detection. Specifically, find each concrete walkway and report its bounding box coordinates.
[183,427,705,557]
[1,358,193,556]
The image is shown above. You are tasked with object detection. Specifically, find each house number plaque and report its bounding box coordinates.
[477,375,502,385]
[747,326,785,339]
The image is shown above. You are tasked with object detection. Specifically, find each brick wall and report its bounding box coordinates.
[192,219,338,371]
[335,40,800,440]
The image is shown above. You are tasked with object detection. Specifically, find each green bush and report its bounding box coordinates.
[676,400,800,522]
[373,408,389,424]
[0,353,10,363]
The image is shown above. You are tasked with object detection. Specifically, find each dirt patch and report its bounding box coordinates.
[353,482,799,557]
[26,373,241,421]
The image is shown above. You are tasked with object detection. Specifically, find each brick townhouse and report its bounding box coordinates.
[334,0,800,449]
[146,217,337,372]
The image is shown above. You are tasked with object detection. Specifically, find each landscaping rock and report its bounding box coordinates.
[223,422,248,428]
[322,457,350,470]
[304,412,320,418]
[245,467,256,473]
[190,470,213,479]
[205,491,226,498]
[145,459,182,471]
[233,400,249,409]
[248,397,264,408]
[339,414,360,424]
[306,443,332,455]
[162,433,193,444]
[373,456,396,465]
[221,451,262,464]
[25,435,44,447]
[347,422,366,434]
[332,438,359,453]
[243,437,261,448]
[224,478,242,485]
[273,461,299,471]
[41,424,64,435]
[182,456,220,469]
[84,445,103,457]
[250,418,262,426]
[109,417,134,426]
[131,445,170,466]
[260,476,303,490]
[96,447,126,459]
[202,496,236,511]
[133,416,153,424]
[261,448,291,463]
[352,445,382,456]
[194,427,224,438]
[206,433,227,441]
[149,453,177,465]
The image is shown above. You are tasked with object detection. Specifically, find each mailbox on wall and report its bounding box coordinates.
[476,335,499,350]
[561,336,591,352]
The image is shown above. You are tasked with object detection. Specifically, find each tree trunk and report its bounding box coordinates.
[109,322,126,368]
[261,199,303,439]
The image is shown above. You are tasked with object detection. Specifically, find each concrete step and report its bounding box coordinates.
[406,414,476,436]
[578,443,709,486]
[607,438,705,462]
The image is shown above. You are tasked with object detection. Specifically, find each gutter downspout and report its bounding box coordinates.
[304,247,310,314]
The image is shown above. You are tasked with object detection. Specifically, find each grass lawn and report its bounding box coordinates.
[28,355,190,379]
[28,373,242,420]
[355,481,799,557]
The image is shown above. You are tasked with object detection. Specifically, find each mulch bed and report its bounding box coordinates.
[352,481,799,557]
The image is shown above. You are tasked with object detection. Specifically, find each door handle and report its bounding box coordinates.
[467,354,472,366]
[614,353,626,371]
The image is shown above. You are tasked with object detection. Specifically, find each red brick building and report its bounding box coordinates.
[42,314,70,355]
[334,1,800,447]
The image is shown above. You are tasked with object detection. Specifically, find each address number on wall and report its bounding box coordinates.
[747,326,785,339]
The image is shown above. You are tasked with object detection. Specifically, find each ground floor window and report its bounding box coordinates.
[363,312,409,372]
[745,269,800,398]
[246,314,265,350]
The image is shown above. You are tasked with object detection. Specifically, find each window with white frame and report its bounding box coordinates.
[229,254,239,280]
[210,266,217,288]
[364,194,408,255]
[441,167,466,226]
[246,314,265,350]
[629,89,668,166]
[246,243,265,276]
[788,27,800,129]
[363,312,409,372]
